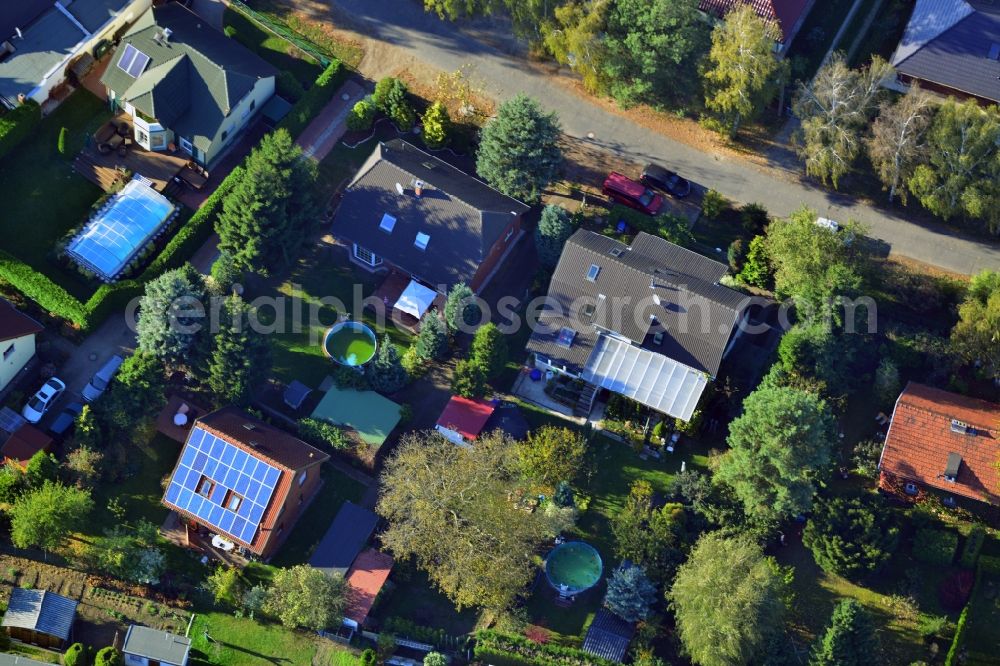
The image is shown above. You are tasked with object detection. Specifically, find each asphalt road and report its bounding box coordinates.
[322,0,999,275]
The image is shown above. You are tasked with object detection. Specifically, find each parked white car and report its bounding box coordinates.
[82,354,124,402]
[22,377,67,423]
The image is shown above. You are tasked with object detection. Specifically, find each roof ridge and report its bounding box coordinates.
[194,422,295,471]
[898,394,1000,431]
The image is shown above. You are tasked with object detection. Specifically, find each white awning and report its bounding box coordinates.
[582,334,707,421]
[394,280,438,319]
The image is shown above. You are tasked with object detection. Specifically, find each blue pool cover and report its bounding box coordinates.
[67,179,175,281]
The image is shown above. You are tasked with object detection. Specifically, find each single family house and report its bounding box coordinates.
[332,139,530,303]
[890,0,1000,104]
[162,407,330,560]
[0,301,42,394]
[698,0,816,54]
[0,0,150,108]
[100,3,276,166]
[122,625,191,666]
[526,230,749,420]
[879,382,999,506]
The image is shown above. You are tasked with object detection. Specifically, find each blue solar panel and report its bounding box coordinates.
[163,426,282,547]
[67,181,175,281]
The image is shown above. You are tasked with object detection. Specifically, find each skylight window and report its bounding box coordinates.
[556,327,577,348]
[415,232,430,250]
[379,213,397,233]
[586,264,600,281]
[117,44,150,78]
[990,43,1000,60]
[609,247,623,257]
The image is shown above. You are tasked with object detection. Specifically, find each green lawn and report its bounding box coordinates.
[0,91,107,299]
[90,431,181,530]
[223,7,321,94]
[255,240,412,389]
[190,612,360,666]
[269,462,367,567]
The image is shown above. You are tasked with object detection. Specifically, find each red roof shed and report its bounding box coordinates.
[435,396,496,443]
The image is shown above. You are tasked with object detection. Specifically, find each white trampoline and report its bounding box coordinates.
[394,279,438,319]
[67,179,176,281]
[582,334,707,421]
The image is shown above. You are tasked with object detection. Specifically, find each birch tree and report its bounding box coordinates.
[906,98,1000,228]
[867,86,934,203]
[703,5,789,136]
[793,54,893,188]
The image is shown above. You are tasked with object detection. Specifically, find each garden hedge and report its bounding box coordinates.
[979,554,1000,575]
[474,630,617,666]
[0,100,42,161]
[959,526,986,569]
[945,604,969,666]
[277,60,345,137]
[913,528,959,566]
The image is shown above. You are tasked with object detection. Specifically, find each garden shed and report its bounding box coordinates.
[1,588,78,649]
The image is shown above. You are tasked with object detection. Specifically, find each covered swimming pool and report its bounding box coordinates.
[66,178,176,281]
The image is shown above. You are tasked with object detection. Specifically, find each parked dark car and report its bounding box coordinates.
[640,163,691,198]
[49,402,83,437]
[603,172,664,215]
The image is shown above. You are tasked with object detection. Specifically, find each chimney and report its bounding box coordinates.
[15,27,23,40]
[162,28,172,43]
[414,180,424,198]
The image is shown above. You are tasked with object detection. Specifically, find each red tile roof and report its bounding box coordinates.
[0,301,42,344]
[435,396,496,442]
[1,425,52,468]
[344,549,394,626]
[880,383,1000,505]
[699,0,811,41]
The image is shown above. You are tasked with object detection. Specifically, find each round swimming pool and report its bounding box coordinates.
[323,321,377,366]
[544,541,603,596]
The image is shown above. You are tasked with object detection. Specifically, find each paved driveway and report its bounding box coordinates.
[313,0,999,275]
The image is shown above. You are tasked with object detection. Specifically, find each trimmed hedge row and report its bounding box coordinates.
[474,630,617,666]
[959,526,986,569]
[0,101,42,161]
[277,60,345,138]
[944,566,982,666]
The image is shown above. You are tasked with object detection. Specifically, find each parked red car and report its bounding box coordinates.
[602,172,664,215]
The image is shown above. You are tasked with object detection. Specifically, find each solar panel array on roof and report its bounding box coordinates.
[66,180,175,281]
[117,43,151,78]
[163,426,281,545]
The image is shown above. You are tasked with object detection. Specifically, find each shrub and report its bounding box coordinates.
[945,605,970,666]
[223,25,237,38]
[474,630,617,666]
[958,526,986,569]
[277,61,344,138]
[373,77,415,129]
[727,238,746,272]
[94,647,121,666]
[421,101,451,149]
[346,98,376,132]
[979,554,1000,574]
[803,495,899,578]
[913,528,958,566]
[0,100,41,161]
[917,614,950,640]
[276,70,305,102]
[701,189,728,220]
[939,569,975,611]
[64,642,87,666]
[739,235,771,288]
[297,417,350,450]
[57,127,68,154]
[359,649,376,666]
[739,202,769,235]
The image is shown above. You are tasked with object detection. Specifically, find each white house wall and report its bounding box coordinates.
[204,75,275,165]
[0,334,36,392]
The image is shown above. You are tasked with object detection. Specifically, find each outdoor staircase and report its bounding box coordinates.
[73,152,122,192]
[573,383,598,418]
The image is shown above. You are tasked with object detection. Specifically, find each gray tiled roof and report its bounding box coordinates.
[0,653,52,666]
[892,0,1000,102]
[526,230,746,377]
[0,0,134,106]
[1,589,78,641]
[101,4,276,154]
[582,609,634,663]
[309,501,378,576]
[122,625,191,666]
[332,139,529,290]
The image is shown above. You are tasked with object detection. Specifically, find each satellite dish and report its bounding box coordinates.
[395,183,405,196]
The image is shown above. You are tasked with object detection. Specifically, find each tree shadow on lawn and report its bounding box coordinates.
[775,539,934,665]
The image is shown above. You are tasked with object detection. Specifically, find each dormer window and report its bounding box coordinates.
[943,452,961,483]
[586,264,600,281]
[379,213,397,233]
[415,232,430,250]
[582,303,595,318]
[609,247,623,257]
